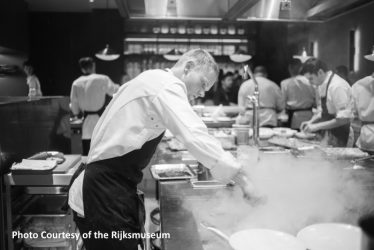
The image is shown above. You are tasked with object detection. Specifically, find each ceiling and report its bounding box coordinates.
[24,0,374,22]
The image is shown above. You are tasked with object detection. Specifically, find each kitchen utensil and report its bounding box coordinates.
[297,223,361,250]
[201,222,307,250]
[150,164,195,180]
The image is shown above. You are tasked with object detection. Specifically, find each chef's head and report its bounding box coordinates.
[172,49,219,100]
[23,60,35,76]
[79,57,95,74]
[300,58,328,86]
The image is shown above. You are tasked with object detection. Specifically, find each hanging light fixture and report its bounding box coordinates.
[95,0,120,61]
[229,49,252,63]
[95,44,120,61]
[163,48,182,61]
[364,45,374,61]
[293,47,311,63]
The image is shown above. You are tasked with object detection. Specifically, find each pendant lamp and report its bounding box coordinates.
[164,48,182,61]
[364,46,374,61]
[95,44,120,61]
[230,49,252,63]
[293,47,311,63]
[95,0,120,61]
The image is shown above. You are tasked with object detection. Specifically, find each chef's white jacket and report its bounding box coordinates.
[352,75,374,152]
[238,76,284,127]
[27,75,42,97]
[69,69,241,216]
[281,75,316,129]
[70,73,119,139]
[317,71,353,120]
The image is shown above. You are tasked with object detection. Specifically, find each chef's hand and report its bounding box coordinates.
[300,121,310,131]
[233,171,265,205]
[303,123,319,133]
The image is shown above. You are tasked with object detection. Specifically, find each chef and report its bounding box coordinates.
[68,49,257,250]
[281,58,316,130]
[69,57,119,155]
[300,58,353,147]
[237,66,284,127]
[352,60,374,154]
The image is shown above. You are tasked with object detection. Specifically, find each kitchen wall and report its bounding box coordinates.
[308,2,374,82]
[28,10,124,96]
[0,0,28,96]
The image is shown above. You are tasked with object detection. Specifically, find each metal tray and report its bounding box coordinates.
[150,164,196,181]
[191,180,232,189]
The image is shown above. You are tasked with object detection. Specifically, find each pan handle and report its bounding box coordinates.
[200,222,231,242]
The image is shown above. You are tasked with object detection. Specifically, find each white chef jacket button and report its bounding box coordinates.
[151,117,154,120]
[155,125,158,128]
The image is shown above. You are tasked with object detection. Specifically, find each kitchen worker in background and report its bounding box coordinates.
[335,65,352,86]
[23,61,42,97]
[237,66,284,127]
[69,57,119,155]
[68,49,258,250]
[281,58,316,130]
[352,62,374,154]
[300,58,353,147]
[213,71,236,105]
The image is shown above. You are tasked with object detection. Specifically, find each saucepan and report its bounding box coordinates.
[296,223,362,250]
[201,222,306,250]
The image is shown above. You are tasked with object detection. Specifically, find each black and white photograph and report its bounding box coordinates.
[1,0,374,249]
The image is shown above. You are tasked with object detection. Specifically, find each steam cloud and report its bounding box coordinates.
[186,146,374,248]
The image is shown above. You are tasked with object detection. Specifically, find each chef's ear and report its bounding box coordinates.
[317,69,325,77]
[184,60,195,74]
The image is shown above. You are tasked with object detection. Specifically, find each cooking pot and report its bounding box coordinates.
[201,222,306,250]
[359,214,374,250]
[297,223,361,250]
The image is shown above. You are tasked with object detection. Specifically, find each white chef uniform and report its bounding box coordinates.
[69,69,241,216]
[352,75,374,152]
[238,76,284,127]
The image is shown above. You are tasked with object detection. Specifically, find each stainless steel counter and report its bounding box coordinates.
[159,180,232,250]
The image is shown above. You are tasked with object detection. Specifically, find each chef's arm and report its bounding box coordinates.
[308,112,322,124]
[105,76,120,96]
[69,84,81,116]
[153,83,242,183]
[313,117,350,131]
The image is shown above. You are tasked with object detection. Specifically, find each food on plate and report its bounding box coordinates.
[295,131,316,139]
[273,127,297,137]
[320,147,369,159]
[158,170,192,178]
[249,127,274,139]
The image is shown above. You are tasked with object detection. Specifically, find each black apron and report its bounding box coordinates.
[285,107,313,128]
[73,132,164,250]
[320,73,350,147]
[83,94,112,119]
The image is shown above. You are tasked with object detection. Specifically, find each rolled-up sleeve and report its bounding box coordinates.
[105,76,120,96]
[331,86,354,119]
[152,83,241,182]
[70,84,80,115]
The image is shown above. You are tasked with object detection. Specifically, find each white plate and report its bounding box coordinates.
[273,127,297,138]
[249,128,274,139]
[230,229,306,250]
[295,132,316,139]
[297,223,361,250]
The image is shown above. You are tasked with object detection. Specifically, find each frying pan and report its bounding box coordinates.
[297,223,361,250]
[201,222,306,250]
